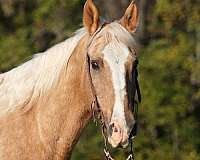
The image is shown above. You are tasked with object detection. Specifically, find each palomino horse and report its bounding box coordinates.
[0,0,140,159]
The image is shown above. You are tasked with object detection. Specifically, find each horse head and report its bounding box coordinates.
[83,0,140,148]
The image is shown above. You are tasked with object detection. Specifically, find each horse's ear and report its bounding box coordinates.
[83,0,100,35]
[120,1,138,33]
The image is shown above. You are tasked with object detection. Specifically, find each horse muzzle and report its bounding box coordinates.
[107,120,131,148]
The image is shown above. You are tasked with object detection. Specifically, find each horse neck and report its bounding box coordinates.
[36,35,95,159]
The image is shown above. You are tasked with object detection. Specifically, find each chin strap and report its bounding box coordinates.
[103,140,135,160]
[104,149,114,160]
[126,140,134,160]
[102,119,135,160]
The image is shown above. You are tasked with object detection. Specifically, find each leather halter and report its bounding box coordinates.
[86,23,141,160]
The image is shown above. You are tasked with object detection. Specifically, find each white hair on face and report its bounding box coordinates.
[103,22,137,53]
[0,28,86,117]
[101,22,137,130]
[103,41,129,126]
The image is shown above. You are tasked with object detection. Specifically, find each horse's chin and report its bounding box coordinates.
[108,137,121,148]
[108,137,129,149]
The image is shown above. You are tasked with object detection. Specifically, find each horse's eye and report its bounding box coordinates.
[91,61,100,70]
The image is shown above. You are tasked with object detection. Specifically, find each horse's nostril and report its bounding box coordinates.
[110,123,115,128]
[114,127,118,133]
[109,122,120,136]
[108,123,114,135]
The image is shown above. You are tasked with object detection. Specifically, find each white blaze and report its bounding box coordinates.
[103,41,129,127]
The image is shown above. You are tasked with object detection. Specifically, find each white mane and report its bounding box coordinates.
[0,22,137,118]
[104,22,137,50]
[0,28,86,117]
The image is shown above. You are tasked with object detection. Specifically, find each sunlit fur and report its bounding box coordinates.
[0,22,136,119]
[0,29,85,118]
[0,22,137,159]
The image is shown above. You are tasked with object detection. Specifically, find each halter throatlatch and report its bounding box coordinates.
[87,23,141,160]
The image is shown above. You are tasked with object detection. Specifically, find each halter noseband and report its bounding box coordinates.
[86,23,141,160]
